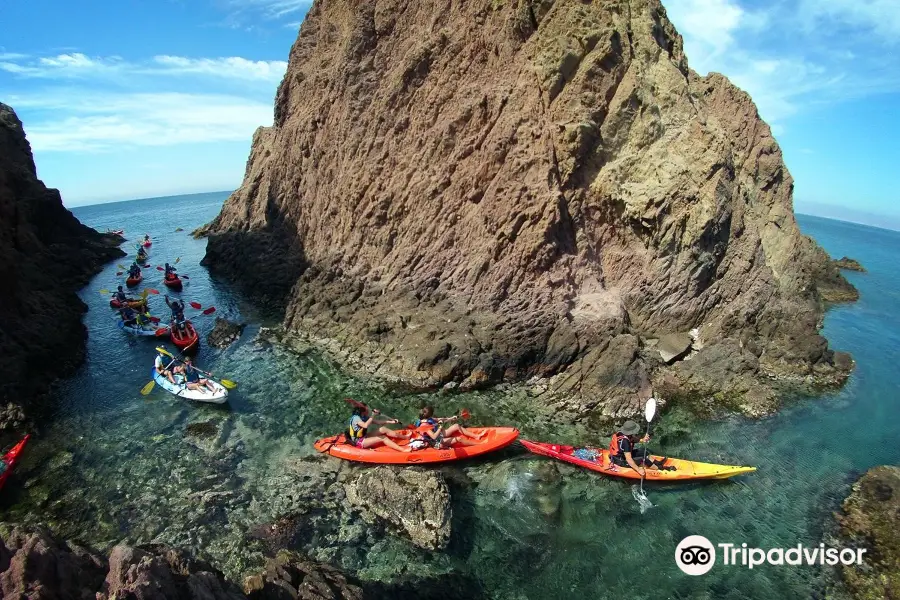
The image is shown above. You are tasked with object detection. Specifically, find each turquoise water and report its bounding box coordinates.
[3,196,898,599]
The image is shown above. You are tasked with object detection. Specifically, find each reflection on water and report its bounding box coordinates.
[3,199,899,598]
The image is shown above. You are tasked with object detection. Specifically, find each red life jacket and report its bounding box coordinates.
[608,432,629,457]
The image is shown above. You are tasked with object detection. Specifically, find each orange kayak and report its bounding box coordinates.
[520,440,756,481]
[314,427,519,464]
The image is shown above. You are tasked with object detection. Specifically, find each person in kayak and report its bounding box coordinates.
[409,405,484,449]
[346,404,411,452]
[164,295,186,333]
[144,234,151,244]
[164,263,177,280]
[177,356,216,393]
[154,352,177,384]
[114,285,128,303]
[128,263,141,278]
[609,421,674,475]
[120,305,138,327]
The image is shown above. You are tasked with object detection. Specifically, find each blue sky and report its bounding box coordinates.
[0,0,898,227]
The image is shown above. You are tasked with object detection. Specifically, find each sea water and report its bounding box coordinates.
[2,195,898,599]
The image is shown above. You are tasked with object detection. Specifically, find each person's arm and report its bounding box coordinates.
[373,418,399,425]
[624,451,645,476]
[425,428,441,440]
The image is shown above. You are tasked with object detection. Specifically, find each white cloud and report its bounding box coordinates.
[800,0,900,41]
[0,52,286,83]
[152,55,288,82]
[227,0,313,19]
[14,91,275,152]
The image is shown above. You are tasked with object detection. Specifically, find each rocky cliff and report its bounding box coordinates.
[0,103,124,427]
[199,0,856,417]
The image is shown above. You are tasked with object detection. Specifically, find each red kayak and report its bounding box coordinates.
[171,320,199,352]
[126,273,142,287]
[0,435,30,491]
[164,275,182,290]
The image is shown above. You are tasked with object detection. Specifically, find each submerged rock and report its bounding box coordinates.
[344,467,451,551]
[834,257,866,273]
[837,466,900,599]
[199,0,856,418]
[243,550,363,600]
[208,318,247,349]
[0,103,124,426]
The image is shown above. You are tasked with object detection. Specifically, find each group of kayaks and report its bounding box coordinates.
[315,426,756,482]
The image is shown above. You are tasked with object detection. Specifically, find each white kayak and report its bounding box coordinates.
[117,320,160,337]
[150,367,228,404]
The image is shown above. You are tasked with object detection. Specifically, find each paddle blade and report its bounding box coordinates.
[155,328,170,337]
[156,266,164,271]
[344,398,368,410]
[175,257,181,264]
[202,307,216,315]
[220,379,238,389]
[645,398,657,423]
[116,272,123,276]
[181,274,189,279]
[149,316,161,323]
[146,289,160,295]
[189,302,202,309]
[140,380,156,396]
[460,408,471,420]
[155,346,175,358]
[99,289,110,295]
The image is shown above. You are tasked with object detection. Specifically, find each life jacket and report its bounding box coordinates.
[608,432,630,458]
[346,416,367,443]
[414,418,441,445]
[184,365,200,383]
[115,291,127,301]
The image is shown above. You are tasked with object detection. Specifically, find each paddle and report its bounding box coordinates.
[189,302,202,309]
[155,347,237,389]
[343,398,400,424]
[140,353,179,396]
[632,397,657,514]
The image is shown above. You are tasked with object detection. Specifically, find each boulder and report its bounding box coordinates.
[837,466,900,599]
[657,333,693,364]
[833,257,866,272]
[208,318,247,349]
[344,467,451,550]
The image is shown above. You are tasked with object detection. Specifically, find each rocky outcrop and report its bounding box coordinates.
[199,0,856,418]
[834,257,865,273]
[344,467,452,551]
[0,524,368,600]
[0,103,124,424]
[837,466,900,600]
[208,318,247,348]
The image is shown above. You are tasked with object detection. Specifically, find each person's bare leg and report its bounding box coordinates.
[378,426,410,439]
[362,436,410,453]
[443,436,480,447]
[446,424,484,440]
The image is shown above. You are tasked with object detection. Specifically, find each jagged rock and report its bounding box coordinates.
[344,467,451,550]
[837,466,900,599]
[208,318,247,348]
[834,257,866,273]
[243,550,363,600]
[198,0,857,418]
[184,417,230,455]
[0,103,124,421]
[657,333,693,364]
[0,524,107,599]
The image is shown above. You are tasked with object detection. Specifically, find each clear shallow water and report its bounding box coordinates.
[2,198,898,599]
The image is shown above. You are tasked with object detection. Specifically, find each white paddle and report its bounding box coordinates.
[632,397,658,513]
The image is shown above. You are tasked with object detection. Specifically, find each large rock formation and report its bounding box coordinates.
[837,466,900,600]
[199,0,856,417]
[0,103,124,422]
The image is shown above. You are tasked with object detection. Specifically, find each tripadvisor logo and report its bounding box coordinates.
[675,536,867,576]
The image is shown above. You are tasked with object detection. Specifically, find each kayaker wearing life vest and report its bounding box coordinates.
[129,263,141,278]
[120,305,138,327]
[164,263,177,280]
[154,352,177,384]
[165,295,186,333]
[409,405,484,449]
[114,286,128,303]
[175,356,216,393]
[346,404,411,452]
[609,421,674,476]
